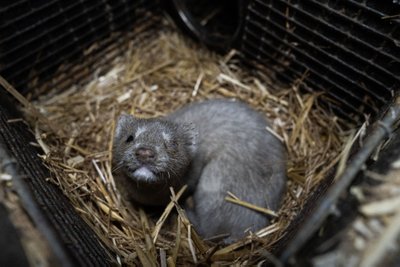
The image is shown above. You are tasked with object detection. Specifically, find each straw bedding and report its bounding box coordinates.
[21,24,352,265]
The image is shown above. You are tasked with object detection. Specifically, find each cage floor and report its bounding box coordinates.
[23,23,352,265]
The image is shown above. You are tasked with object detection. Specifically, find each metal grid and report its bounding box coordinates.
[240,0,400,119]
[0,0,159,95]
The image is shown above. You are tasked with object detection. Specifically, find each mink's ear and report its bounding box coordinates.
[114,113,136,140]
[181,122,198,155]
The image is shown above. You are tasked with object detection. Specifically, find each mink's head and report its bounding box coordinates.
[112,114,197,184]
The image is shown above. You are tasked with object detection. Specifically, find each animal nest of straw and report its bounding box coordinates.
[23,24,351,265]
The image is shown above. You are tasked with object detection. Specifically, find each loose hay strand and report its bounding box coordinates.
[0,75,60,136]
[225,192,278,217]
[16,24,352,265]
[152,185,187,243]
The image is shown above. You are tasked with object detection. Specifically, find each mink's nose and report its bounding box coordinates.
[135,147,156,162]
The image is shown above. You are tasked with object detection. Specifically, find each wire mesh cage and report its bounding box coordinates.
[0,0,159,95]
[239,0,400,120]
[0,0,400,266]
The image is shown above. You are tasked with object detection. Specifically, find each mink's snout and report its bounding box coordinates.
[135,147,156,163]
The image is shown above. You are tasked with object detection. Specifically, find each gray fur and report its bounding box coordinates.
[112,99,287,242]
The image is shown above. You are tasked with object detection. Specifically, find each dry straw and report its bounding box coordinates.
[21,27,351,265]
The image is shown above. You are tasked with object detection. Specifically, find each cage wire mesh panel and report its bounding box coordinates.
[0,0,159,95]
[240,0,400,120]
[0,0,159,264]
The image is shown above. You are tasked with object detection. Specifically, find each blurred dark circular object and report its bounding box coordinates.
[166,0,245,52]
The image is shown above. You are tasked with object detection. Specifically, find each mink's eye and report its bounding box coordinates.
[163,140,177,150]
[126,135,134,143]
[171,140,178,149]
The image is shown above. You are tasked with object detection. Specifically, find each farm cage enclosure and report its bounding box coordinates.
[0,0,400,266]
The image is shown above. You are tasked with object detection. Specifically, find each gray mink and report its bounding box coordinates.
[112,99,287,242]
